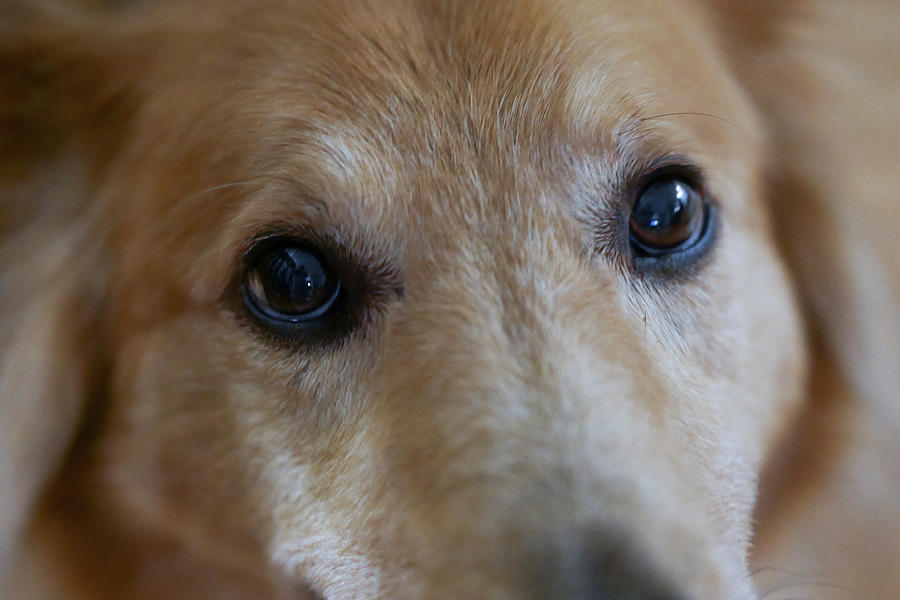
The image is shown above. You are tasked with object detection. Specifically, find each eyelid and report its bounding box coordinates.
[628,199,719,278]
[630,158,705,204]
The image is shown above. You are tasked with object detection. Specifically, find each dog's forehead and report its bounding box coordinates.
[228,0,751,228]
[148,0,758,301]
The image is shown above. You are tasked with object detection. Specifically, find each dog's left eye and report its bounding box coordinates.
[243,241,341,323]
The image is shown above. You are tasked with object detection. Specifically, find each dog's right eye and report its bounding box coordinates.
[243,241,341,324]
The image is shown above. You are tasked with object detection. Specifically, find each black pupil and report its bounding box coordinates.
[251,246,336,317]
[630,178,703,251]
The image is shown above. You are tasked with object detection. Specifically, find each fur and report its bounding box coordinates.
[1,1,897,598]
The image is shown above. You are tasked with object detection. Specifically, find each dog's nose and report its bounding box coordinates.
[580,591,688,600]
[534,581,689,600]
[536,572,689,600]
[530,529,688,600]
[591,595,687,600]
[582,596,686,600]
[535,574,688,600]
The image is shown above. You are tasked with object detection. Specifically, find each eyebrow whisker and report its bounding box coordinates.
[639,111,748,135]
[183,181,260,202]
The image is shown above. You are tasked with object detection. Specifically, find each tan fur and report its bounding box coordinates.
[0,1,897,598]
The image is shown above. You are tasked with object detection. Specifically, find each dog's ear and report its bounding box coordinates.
[712,0,900,587]
[0,6,138,579]
[713,0,900,411]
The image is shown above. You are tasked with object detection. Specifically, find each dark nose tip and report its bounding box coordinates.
[540,570,688,600]
[587,591,688,600]
[531,528,688,600]
[584,542,687,600]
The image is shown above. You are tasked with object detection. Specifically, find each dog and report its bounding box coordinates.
[1,1,898,598]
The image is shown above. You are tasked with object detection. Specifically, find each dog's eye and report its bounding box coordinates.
[244,242,341,322]
[629,177,707,256]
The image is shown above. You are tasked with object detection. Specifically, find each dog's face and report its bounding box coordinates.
[4,1,809,599]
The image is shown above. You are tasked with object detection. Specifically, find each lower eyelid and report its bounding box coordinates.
[629,201,719,278]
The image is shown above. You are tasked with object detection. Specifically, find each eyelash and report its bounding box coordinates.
[233,230,402,349]
[592,160,718,278]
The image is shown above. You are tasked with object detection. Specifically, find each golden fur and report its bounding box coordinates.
[1,1,897,598]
